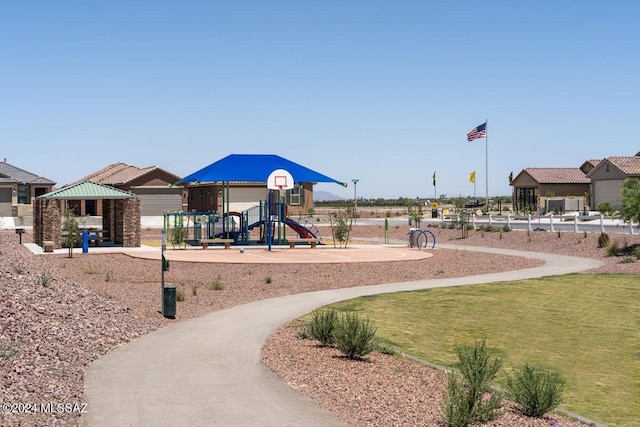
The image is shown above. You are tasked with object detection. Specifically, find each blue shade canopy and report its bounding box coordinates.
[178,154,346,186]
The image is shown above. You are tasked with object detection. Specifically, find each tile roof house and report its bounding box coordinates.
[68,162,184,216]
[586,156,640,210]
[0,161,56,217]
[510,167,590,213]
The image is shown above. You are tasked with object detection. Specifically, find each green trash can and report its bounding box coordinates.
[163,285,176,318]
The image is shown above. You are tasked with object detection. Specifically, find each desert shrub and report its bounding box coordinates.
[11,262,24,275]
[82,262,100,275]
[104,270,113,282]
[0,341,14,359]
[35,270,54,287]
[297,327,312,340]
[333,312,377,359]
[308,309,338,346]
[597,201,611,215]
[176,288,185,302]
[264,276,272,284]
[635,247,640,259]
[208,277,224,290]
[441,340,503,427]
[605,240,619,257]
[504,364,565,417]
[191,284,198,296]
[501,225,511,232]
[597,232,610,248]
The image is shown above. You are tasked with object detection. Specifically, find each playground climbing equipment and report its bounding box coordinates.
[163,200,322,249]
[408,228,436,249]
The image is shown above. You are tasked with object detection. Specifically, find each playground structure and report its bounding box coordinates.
[163,198,322,249]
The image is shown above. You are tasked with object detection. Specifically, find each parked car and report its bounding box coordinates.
[464,200,485,208]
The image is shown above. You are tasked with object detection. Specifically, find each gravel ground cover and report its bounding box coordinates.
[1,225,638,426]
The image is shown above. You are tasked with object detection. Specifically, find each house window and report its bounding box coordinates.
[17,186,28,204]
[287,186,304,206]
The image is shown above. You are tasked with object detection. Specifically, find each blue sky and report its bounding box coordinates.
[1,1,638,200]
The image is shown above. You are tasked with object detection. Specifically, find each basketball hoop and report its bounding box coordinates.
[267,169,295,196]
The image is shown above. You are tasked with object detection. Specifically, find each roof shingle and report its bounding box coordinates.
[0,161,56,185]
[524,168,590,184]
[605,156,640,175]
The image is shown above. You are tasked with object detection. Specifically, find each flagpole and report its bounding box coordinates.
[485,119,489,210]
[433,171,436,201]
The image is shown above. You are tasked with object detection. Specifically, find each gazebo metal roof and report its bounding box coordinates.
[36,181,138,200]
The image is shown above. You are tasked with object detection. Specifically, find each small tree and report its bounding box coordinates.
[329,208,353,248]
[62,207,80,258]
[619,177,640,225]
[406,200,424,228]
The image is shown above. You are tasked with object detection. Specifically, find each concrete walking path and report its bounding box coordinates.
[81,246,602,427]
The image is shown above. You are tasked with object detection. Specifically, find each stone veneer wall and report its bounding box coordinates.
[113,198,140,247]
[34,199,62,248]
[102,199,115,243]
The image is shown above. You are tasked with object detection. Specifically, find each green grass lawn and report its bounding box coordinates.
[323,274,639,427]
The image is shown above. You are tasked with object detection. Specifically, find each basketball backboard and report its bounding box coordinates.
[267,169,295,191]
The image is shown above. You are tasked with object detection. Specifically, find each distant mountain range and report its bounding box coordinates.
[314,190,344,201]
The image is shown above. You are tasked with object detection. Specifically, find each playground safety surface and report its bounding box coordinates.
[125,244,433,264]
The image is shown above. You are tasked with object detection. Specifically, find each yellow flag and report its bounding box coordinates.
[469,171,476,184]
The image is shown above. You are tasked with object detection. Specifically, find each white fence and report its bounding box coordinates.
[445,213,637,235]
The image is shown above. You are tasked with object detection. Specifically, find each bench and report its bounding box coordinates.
[288,238,320,249]
[43,241,55,253]
[87,235,106,246]
[201,238,234,249]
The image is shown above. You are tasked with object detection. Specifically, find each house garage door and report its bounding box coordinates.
[228,187,268,212]
[132,187,183,216]
[593,180,622,208]
[0,188,12,216]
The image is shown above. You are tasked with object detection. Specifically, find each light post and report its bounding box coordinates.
[351,179,359,225]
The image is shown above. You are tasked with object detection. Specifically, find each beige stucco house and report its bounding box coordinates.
[587,156,640,210]
[510,167,590,213]
[0,161,56,217]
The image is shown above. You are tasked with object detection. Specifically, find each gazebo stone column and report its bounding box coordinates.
[35,199,62,248]
[113,198,141,247]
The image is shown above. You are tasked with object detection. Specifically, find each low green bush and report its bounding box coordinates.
[333,312,377,359]
[441,340,503,427]
[308,309,338,346]
[504,364,565,417]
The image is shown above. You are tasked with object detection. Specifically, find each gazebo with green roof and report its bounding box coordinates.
[34,181,141,249]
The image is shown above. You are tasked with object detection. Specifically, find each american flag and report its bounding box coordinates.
[467,122,486,142]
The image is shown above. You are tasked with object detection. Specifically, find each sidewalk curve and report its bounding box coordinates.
[81,246,602,427]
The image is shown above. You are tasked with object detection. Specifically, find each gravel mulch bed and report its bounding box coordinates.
[1,225,637,426]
